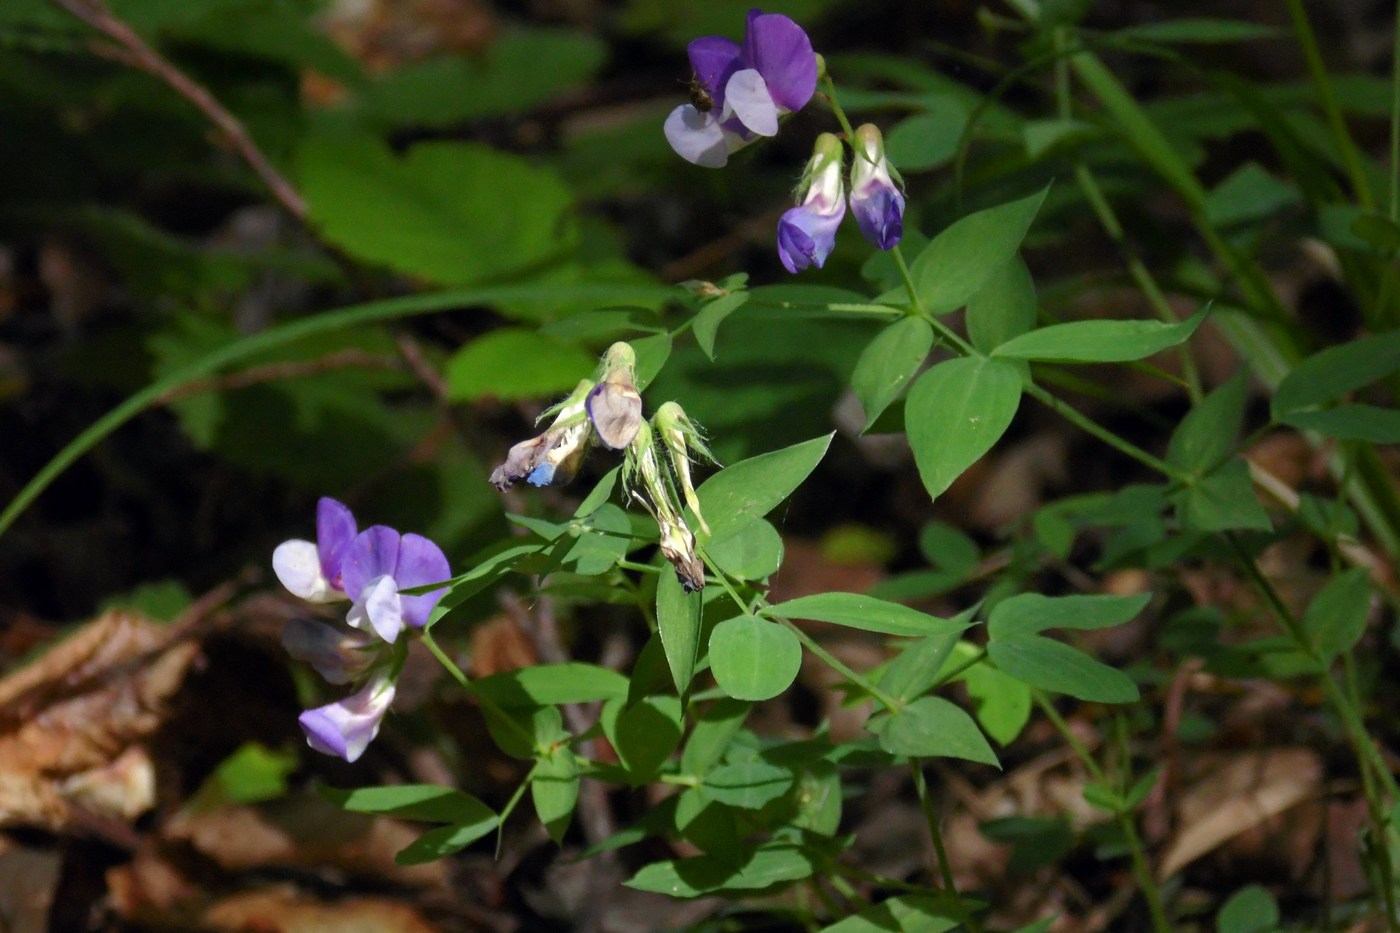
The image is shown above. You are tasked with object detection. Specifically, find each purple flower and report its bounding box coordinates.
[272,497,357,602]
[299,672,396,763]
[849,124,905,250]
[490,380,594,491]
[664,10,818,168]
[343,526,451,643]
[777,133,846,273]
[281,618,376,685]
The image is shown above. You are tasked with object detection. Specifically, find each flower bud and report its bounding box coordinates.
[777,133,847,273]
[848,124,905,250]
[653,402,714,536]
[587,342,643,450]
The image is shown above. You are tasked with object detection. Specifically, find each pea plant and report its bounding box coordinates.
[5,0,1400,930]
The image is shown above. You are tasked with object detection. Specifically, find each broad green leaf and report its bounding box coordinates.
[918,521,981,575]
[878,631,964,703]
[395,817,500,864]
[701,761,794,808]
[1176,458,1272,532]
[910,188,1048,314]
[1302,568,1371,662]
[1203,163,1299,227]
[657,570,704,696]
[793,761,842,835]
[695,434,833,541]
[906,357,1023,502]
[870,696,999,766]
[357,29,606,127]
[763,592,966,638]
[444,328,593,401]
[681,699,751,776]
[484,705,565,760]
[992,308,1207,362]
[1274,331,1400,415]
[884,96,970,171]
[322,784,495,825]
[624,842,816,897]
[987,638,1139,703]
[197,743,295,806]
[633,331,672,390]
[673,787,742,854]
[709,616,802,701]
[1167,372,1249,473]
[1217,885,1280,933]
[1281,405,1400,443]
[472,663,629,707]
[820,895,961,933]
[574,467,620,518]
[852,317,934,431]
[532,746,579,844]
[299,129,575,286]
[962,655,1033,745]
[988,592,1151,639]
[604,696,684,784]
[967,255,1037,353]
[693,291,749,360]
[705,519,784,581]
[1115,18,1279,43]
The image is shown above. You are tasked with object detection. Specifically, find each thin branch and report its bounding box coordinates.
[47,0,308,221]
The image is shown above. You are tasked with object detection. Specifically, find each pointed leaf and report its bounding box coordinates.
[695,434,833,541]
[992,308,1207,363]
[906,357,1023,502]
[870,696,999,765]
[657,570,703,696]
[910,188,1048,314]
[967,254,1038,353]
[852,317,934,431]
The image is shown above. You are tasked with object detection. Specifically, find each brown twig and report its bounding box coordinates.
[46,0,309,221]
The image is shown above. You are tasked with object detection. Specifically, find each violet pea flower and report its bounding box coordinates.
[664,10,818,168]
[849,124,905,250]
[299,671,396,763]
[281,617,377,686]
[777,133,846,273]
[342,526,451,644]
[272,497,357,602]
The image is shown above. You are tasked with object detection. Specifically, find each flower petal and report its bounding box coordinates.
[315,498,357,589]
[742,12,817,113]
[342,525,400,602]
[687,35,742,106]
[723,68,779,137]
[777,199,846,273]
[664,104,731,168]
[299,676,396,763]
[273,539,337,602]
[851,185,905,250]
[348,574,405,643]
[282,618,374,684]
[586,382,643,450]
[395,533,451,628]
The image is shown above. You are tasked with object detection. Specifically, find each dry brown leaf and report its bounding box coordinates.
[202,888,439,933]
[0,611,198,829]
[1158,747,1323,879]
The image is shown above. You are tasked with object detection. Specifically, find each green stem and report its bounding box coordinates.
[1034,693,1170,933]
[821,75,858,140]
[1023,382,1182,479]
[910,761,984,933]
[781,618,902,712]
[1285,0,1375,210]
[890,244,929,319]
[421,630,538,751]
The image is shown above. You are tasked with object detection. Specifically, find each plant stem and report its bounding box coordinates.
[421,630,538,752]
[780,618,902,712]
[1023,382,1182,479]
[1034,693,1171,933]
[821,75,859,140]
[910,761,984,933]
[891,244,929,319]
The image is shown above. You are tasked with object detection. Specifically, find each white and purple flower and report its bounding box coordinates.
[273,499,451,762]
[664,10,818,168]
[849,123,905,250]
[777,133,846,273]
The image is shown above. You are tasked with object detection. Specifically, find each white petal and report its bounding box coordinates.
[359,574,405,643]
[273,539,336,602]
[664,104,730,168]
[724,69,778,137]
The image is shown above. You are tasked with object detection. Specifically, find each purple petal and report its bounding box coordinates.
[688,35,742,107]
[742,13,817,113]
[342,525,401,602]
[395,533,451,628]
[587,382,643,450]
[851,185,905,250]
[723,68,779,137]
[777,200,845,273]
[315,497,357,589]
[664,105,731,168]
[299,677,396,763]
[282,618,374,685]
